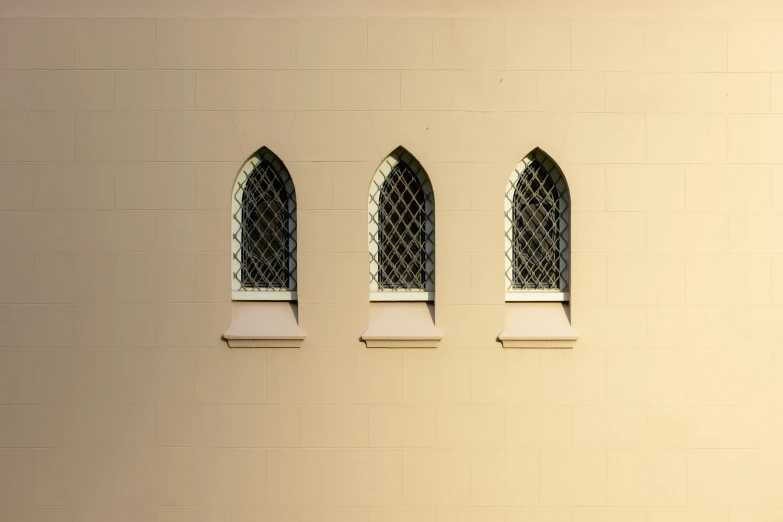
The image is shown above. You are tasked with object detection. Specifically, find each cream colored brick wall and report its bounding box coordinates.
[1,13,783,522]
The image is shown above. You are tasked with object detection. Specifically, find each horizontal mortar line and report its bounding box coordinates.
[2,161,782,165]
[16,108,780,115]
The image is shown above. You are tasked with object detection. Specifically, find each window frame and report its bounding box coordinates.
[504,149,570,303]
[231,148,298,302]
[368,148,435,302]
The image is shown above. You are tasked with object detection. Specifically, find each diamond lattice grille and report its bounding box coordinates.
[369,151,435,292]
[505,149,569,293]
[232,150,297,292]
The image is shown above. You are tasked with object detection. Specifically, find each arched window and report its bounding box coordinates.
[369,147,435,301]
[231,147,297,301]
[505,148,570,301]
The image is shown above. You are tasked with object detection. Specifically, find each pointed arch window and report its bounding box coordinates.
[368,147,435,301]
[231,147,297,301]
[504,148,570,302]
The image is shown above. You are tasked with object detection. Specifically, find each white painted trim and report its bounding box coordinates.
[370,291,433,302]
[230,148,297,297]
[230,160,250,293]
[505,292,569,302]
[232,291,297,301]
[368,147,435,295]
[504,149,571,295]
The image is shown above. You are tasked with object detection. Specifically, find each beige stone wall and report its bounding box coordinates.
[1,13,783,522]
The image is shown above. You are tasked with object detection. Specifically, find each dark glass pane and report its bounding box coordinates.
[378,162,427,289]
[240,160,290,288]
[512,159,562,290]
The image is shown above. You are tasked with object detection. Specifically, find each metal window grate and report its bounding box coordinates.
[505,148,570,294]
[369,148,435,294]
[231,148,297,295]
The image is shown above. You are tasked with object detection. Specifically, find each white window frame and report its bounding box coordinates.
[504,150,570,303]
[231,150,297,302]
[369,149,435,302]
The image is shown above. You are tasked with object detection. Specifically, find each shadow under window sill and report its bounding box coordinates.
[223,301,305,348]
[362,301,442,348]
[498,301,578,349]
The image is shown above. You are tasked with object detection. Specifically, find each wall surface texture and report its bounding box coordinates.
[1,10,783,522]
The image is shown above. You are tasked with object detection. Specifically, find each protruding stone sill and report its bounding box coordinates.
[363,337,441,349]
[499,302,577,349]
[223,301,305,349]
[362,301,442,349]
[498,337,577,349]
[224,336,305,349]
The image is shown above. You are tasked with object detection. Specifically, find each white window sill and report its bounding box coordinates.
[370,291,434,302]
[505,291,569,302]
[498,302,578,349]
[223,301,305,348]
[361,301,442,348]
[231,290,297,301]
